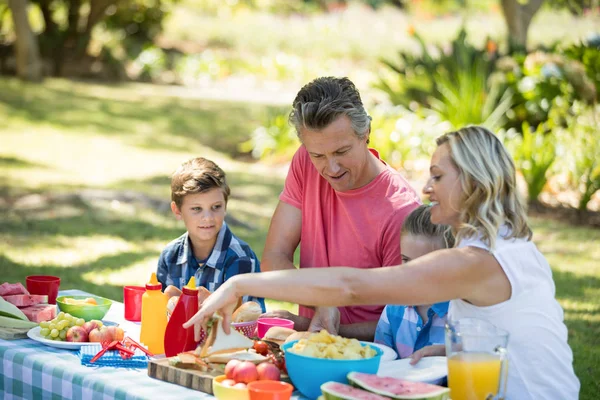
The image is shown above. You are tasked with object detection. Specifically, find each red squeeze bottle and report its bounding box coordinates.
[163,277,199,357]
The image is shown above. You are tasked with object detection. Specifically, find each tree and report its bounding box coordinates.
[8,0,42,81]
[500,0,545,53]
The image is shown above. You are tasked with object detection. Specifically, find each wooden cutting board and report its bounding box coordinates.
[147,358,222,394]
[0,327,30,340]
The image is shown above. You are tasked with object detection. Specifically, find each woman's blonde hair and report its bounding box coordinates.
[436,126,532,249]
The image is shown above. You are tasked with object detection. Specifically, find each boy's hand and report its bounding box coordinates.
[410,344,446,365]
[308,306,340,335]
[260,310,311,332]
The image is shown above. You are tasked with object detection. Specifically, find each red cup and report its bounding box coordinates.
[123,286,145,322]
[26,275,61,304]
[248,381,293,400]
[257,317,295,339]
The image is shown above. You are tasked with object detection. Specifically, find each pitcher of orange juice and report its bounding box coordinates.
[445,318,509,400]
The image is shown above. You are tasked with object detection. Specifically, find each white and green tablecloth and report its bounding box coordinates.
[0,290,306,400]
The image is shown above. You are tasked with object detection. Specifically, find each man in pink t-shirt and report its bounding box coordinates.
[261,77,420,340]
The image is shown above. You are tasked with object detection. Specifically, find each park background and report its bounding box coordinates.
[0,0,599,397]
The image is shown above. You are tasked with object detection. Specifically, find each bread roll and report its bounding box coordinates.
[232,301,263,323]
[166,296,179,320]
[263,326,297,345]
[284,331,313,344]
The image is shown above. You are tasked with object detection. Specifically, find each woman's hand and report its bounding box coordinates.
[183,280,239,340]
[409,344,446,365]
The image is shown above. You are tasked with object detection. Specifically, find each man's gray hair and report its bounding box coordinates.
[289,77,371,140]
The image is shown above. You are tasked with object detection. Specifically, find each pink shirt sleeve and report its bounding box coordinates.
[279,147,305,209]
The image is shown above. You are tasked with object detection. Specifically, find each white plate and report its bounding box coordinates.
[27,322,118,350]
[377,356,447,385]
[361,341,398,362]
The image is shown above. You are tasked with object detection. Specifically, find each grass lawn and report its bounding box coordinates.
[0,78,598,398]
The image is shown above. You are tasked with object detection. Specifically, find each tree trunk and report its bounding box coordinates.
[500,0,545,53]
[8,0,43,81]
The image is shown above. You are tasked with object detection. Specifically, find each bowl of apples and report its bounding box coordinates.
[56,295,112,321]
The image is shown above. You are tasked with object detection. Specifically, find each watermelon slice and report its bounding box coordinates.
[321,382,392,400]
[347,372,450,400]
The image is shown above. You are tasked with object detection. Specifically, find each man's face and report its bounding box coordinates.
[300,115,371,192]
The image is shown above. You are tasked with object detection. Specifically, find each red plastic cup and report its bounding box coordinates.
[26,275,61,304]
[257,317,295,339]
[248,381,293,400]
[123,286,145,322]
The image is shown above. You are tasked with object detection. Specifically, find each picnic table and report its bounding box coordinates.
[0,289,307,400]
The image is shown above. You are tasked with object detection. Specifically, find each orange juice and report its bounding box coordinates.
[447,352,503,400]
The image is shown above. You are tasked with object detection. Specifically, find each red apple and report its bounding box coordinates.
[256,362,280,381]
[82,321,100,334]
[107,326,125,341]
[221,379,236,387]
[233,382,247,389]
[88,326,113,343]
[66,326,89,342]
[225,359,241,380]
[232,361,258,384]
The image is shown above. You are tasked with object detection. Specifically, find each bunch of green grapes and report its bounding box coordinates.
[38,312,85,341]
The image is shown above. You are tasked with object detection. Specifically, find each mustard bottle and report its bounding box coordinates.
[140,272,168,354]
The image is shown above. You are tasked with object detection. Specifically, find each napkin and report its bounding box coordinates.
[79,344,150,368]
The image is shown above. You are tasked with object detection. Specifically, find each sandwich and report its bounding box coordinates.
[263,326,297,346]
[232,301,263,323]
[197,315,267,363]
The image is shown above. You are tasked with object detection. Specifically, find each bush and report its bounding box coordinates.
[376,27,512,131]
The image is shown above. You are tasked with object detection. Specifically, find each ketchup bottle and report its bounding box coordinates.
[163,276,199,356]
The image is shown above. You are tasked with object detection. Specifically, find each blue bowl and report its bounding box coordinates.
[281,340,382,400]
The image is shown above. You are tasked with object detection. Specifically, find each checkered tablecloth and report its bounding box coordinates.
[0,289,308,400]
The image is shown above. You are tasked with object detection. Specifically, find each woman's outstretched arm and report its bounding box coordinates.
[183,246,509,335]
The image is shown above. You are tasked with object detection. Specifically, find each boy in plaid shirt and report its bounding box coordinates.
[157,157,265,311]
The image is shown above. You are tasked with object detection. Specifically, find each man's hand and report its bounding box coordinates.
[308,307,340,335]
[260,310,311,332]
[410,344,446,365]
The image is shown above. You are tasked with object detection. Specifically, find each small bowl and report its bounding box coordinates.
[232,320,258,338]
[212,375,250,400]
[247,380,293,400]
[56,295,112,321]
[257,318,294,339]
[281,340,382,400]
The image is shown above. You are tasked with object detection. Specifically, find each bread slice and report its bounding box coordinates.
[198,315,254,357]
[204,349,268,364]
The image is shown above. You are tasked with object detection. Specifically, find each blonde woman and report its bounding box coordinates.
[184,126,580,400]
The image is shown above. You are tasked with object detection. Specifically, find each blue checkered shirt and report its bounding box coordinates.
[374,302,449,359]
[156,222,265,311]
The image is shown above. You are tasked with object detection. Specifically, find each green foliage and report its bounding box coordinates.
[563,41,600,102]
[554,102,600,212]
[496,49,597,131]
[103,0,178,60]
[376,27,512,130]
[505,121,556,203]
[239,110,300,163]
[368,105,448,169]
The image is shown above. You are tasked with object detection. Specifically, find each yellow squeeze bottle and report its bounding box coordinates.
[140,272,168,354]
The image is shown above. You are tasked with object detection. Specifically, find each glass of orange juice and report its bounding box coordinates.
[445,318,509,400]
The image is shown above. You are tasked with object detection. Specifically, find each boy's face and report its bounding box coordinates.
[171,188,226,245]
[400,234,442,264]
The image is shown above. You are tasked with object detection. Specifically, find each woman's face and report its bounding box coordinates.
[422,143,463,229]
